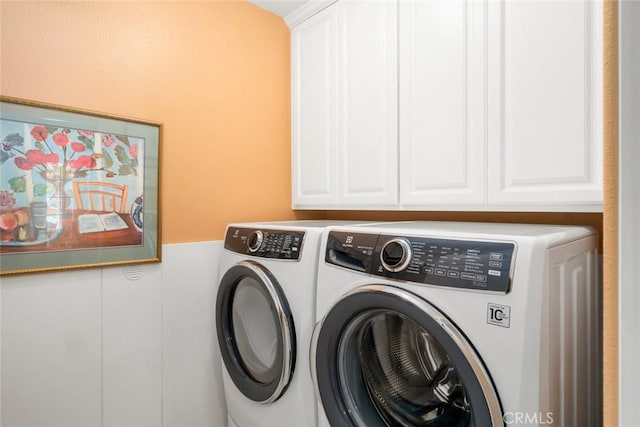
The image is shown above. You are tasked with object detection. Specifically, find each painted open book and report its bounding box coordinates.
[78,212,128,234]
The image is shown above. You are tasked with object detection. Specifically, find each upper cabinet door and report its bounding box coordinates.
[399,0,487,206]
[487,0,603,208]
[291,7,338,208]
[336,0,398,207]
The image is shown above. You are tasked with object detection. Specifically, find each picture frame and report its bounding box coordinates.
[0,96,162,276]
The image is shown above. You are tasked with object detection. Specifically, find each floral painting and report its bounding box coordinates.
[0,119,144,248]
[0,97,160,275]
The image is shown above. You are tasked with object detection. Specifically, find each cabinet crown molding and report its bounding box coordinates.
[285,0,338,28]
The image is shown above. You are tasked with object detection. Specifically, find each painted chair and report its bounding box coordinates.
[72,181,129,213]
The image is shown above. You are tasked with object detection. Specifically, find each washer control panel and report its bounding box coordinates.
[325,231,516,292]
[225,226,305,260]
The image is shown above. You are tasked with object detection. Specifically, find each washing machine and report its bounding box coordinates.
[216,220,375,427]
[312,221,601,427]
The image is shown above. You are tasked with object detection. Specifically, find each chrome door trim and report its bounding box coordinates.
[233,260,294,404]
[314,283,503,426]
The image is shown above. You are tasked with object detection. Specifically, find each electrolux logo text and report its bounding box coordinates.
[503,412,554,425]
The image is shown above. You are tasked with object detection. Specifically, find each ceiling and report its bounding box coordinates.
[248,0,307,18]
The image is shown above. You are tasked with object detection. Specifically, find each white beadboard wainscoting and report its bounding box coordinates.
[0,241,226,427]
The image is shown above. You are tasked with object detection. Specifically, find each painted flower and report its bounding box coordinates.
[84,155,97,168]
[30,125,48,142]
[102,134,115,147]
[52,132,69,147]
[71,142,86,152]
[14,157,33,170]
[45,153,59,164]
[4,125,139,199]
[0,190,17,212]
[67,159,81,169]
[25,149,46,164]
[68,155,96,170]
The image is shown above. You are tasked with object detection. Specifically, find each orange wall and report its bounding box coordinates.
[0,0,309,243]
[602,1,618,425]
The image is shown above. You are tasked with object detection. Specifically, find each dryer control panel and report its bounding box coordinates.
[326,231,516,292]
[225,226,305,260]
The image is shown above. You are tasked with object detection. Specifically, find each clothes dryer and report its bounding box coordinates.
[216,221,374,427]
[312,221,601,427]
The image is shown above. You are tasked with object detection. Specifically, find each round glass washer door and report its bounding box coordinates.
[216,261,296,403]
[313,284,503,426]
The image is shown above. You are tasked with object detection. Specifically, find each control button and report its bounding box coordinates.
[380,238,413,272]
[490,252,503,261]
[488,261,502,268]
[476,274,487,282]
[488,269,501,277]
[447,271,459,278]
[461,272,476,281]
[424,267,434,274]
[247,230,264,253]
[435,269,446,276]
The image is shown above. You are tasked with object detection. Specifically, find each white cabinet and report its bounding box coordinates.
[291,6,337,207]
[487,0,603,207]
[291,0,398,208]
[399,0,486,206]
[291,0,603,212]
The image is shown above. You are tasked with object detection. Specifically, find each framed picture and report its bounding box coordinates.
[0,96,161,276]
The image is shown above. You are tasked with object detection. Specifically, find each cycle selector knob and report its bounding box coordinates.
[380,238,412,272]
[247,230,264,253]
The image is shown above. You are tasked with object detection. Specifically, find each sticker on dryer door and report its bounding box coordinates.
[487,303,511,328]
